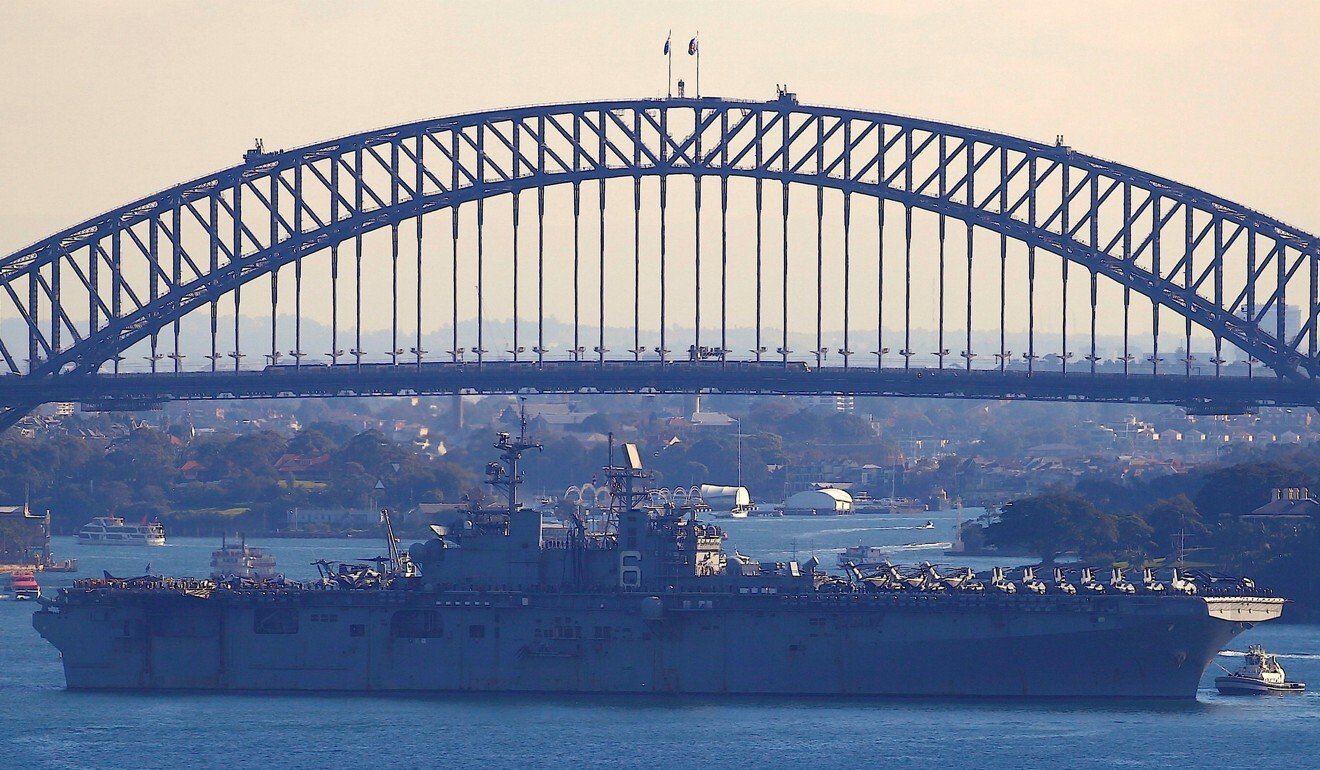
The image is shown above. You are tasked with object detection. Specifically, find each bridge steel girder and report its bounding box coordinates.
[6,364,1314,412]
[1,96,1317,426]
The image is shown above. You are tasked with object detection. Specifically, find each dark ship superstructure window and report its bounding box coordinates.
[253,607,299,635]
[390,610,445,639]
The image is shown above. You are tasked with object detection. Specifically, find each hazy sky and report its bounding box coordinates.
[1,2,1317,362]
[4,1,1317,247]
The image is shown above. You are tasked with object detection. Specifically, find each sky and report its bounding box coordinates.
[1,1,1317,363]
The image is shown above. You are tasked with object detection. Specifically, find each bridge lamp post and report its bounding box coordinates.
[349,348,363,368]
[933,349,950,369]
[1146,354,1164,376]
[289,350,306,370]
[167,352,186,373]
[447,347,466,364]
[654,346,670,363]
[325,350,344,366]
[960,350,977,370]
[410,347,428,367]
[1118,353,1135,375]
[1022,352,1039,376]
[264,352,281,367]
[1059,351,1073,373]
[775,346,792,366]
[205,353,223,373]
[144,352,164,373]
[837,348,853,368]
[507,346,525,362]
[751,346,767,362]
[812,347,829,368]
[993,350,1012,372]
[593,346,609,365]
[532,345,551,367]
[628,346,646,361]
[227,351,244,371]
[387,348,404,366]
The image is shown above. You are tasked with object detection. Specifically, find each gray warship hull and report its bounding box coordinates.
[33,589,1281,698]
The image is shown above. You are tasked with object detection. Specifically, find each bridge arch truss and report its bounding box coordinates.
[1,94,1317,422]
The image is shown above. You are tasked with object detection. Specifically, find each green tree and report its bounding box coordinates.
[329,461,376,508]
[1140,495,1208,557]
[985,491,1118,563]
[337,430,406,477]
[1114,514,1156,565]
[287,427,337,456]
[1194,462,1307,521]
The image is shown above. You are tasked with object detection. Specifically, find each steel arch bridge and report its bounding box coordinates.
[2,91,1317,427]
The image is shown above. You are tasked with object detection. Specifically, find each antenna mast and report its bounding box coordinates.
[487,399,542,515]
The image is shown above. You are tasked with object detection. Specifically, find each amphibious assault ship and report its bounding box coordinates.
[33,422,1285,698]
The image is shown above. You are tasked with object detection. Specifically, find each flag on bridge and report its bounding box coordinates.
[663,32,671,55]
[688,36,698,55]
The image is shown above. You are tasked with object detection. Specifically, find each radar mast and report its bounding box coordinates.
[487,399,541,515]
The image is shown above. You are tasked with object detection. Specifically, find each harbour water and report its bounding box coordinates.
[4,517,1318,769]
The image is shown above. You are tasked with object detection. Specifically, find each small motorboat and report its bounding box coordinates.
[1215,645,1305,695]
[6,570,40,601]
[837,545,892,569]
[919,520,935,529]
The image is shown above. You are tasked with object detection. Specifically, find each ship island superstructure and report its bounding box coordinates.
[33,422,1286,698]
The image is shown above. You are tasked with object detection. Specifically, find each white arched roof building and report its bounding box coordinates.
[783,488,853,515]
[699,484,752,517]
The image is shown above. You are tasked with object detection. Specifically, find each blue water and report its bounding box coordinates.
[3,520,1318,770]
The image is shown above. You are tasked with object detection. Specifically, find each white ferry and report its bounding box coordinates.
[210,535,278,581]
[76,516,166,546]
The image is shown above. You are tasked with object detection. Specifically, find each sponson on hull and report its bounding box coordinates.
[33,421,1286,698]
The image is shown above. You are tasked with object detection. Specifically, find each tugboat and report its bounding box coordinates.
[1215,645,1306,695]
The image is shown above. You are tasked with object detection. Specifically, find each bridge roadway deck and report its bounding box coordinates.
[4,362,1316,412]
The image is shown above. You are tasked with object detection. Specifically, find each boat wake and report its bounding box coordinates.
[1219,650,1320,660]
[890,542,954,551]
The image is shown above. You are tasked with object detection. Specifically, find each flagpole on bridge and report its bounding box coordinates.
[664,31,673,98]
[689,33,700,97]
